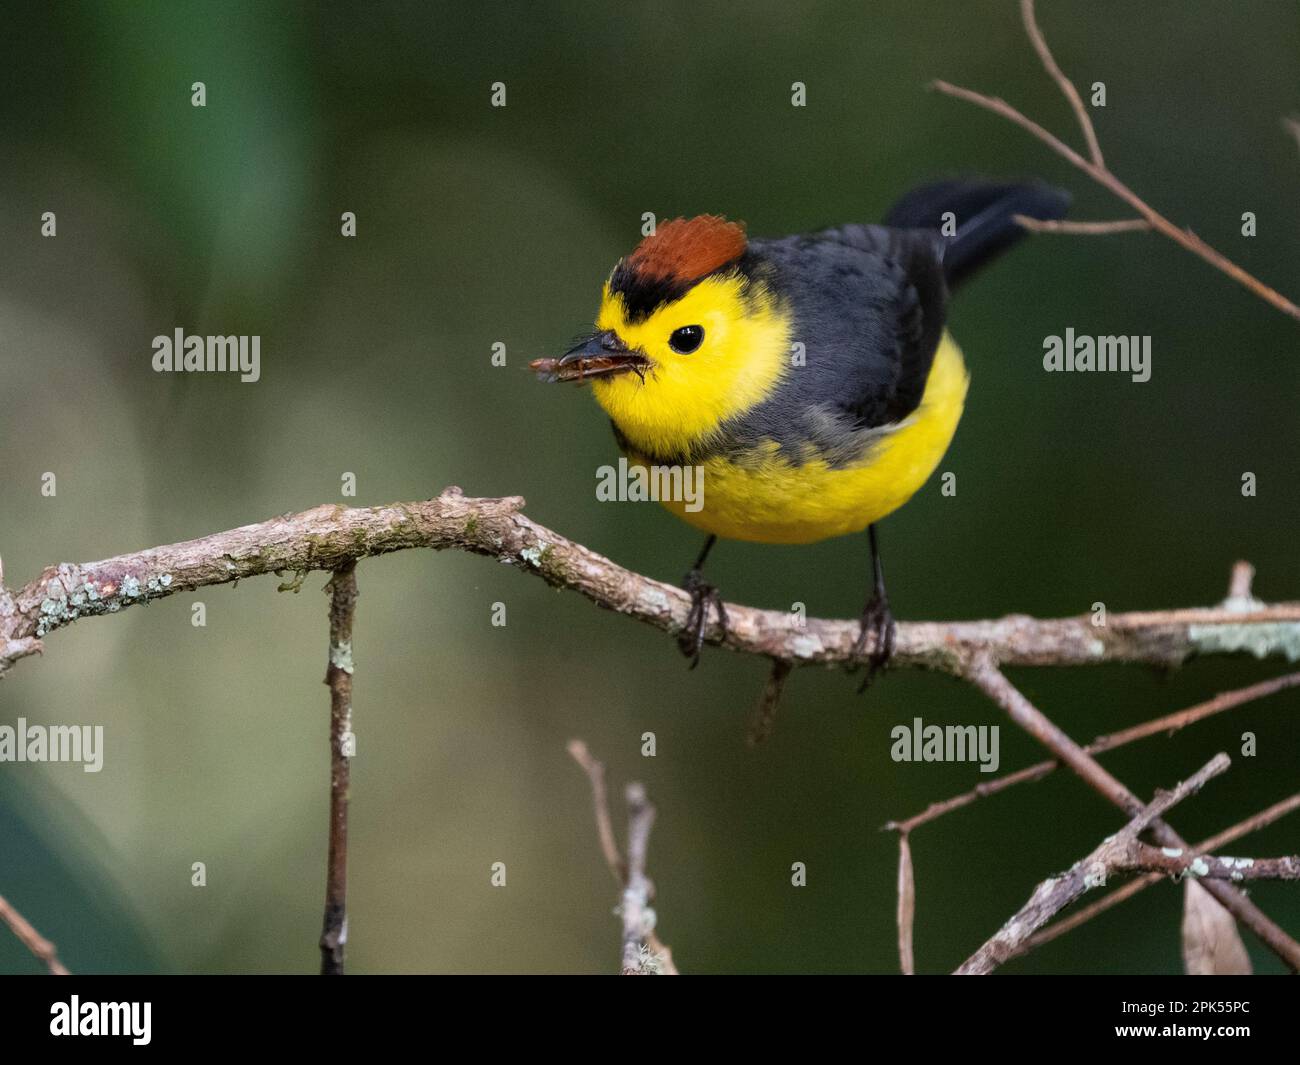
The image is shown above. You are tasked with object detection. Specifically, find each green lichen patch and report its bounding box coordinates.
[1189,621,1300,662]
[329,639,355,675]
[33,569,178,636]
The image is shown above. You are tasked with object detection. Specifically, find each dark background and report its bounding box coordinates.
[0,0,1297,974]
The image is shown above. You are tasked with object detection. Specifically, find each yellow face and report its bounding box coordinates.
[588,273,792,459]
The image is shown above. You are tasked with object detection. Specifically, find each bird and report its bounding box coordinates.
[531,180,1070,684]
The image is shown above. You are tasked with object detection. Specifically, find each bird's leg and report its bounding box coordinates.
[849,523,896,692]
[677,534,727,668]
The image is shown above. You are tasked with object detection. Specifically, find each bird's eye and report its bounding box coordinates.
[669,325,704,354]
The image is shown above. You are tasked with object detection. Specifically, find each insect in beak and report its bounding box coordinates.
[530,330,650,383]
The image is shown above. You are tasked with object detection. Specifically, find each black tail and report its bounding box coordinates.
[883,179,1070,289]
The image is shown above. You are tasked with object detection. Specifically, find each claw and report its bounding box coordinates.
[678,570,727,667]
[850,594,896,693]
[848,523,896,694]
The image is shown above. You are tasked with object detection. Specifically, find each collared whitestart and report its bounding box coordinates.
[532,179,1070,684]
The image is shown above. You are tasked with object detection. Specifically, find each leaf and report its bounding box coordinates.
[1182,880,1251,975]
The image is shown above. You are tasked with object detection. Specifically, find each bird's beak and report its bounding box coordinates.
[530,330,650,383]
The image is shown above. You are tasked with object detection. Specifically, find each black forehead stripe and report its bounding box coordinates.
[608,253,755,323]
[608,262,692,322]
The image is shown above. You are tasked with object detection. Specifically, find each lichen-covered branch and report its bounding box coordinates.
[319,564,357,976]
[3,487,1298,681]
[956,754,1231,975]
[1021,791,1300,957]
[1123,845,1298,882]
[963,658,1300,971]
[4,486,1297,974]
[569,741,676,975]
[618,782,659,976]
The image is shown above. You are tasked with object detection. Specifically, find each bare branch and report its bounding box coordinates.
[567,740,626,884]
[956,754,1231,974]
[0,564,41,677]
[1014,215,1150,235]
[1020,0,1104,166]
[569,743,676,974]
[0,893,69,975]
[930,77,1093,169]
[931,5,1300,324]
[4,486,1297,972]
[319,563,357,976]
[964,657,1300,971]
[1024,790,1300,955]
[1125,844,1299,882]
[4,488,1298,681]
[886,669,1300,833]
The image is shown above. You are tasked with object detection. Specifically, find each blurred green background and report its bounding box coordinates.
[1,0,1297,975]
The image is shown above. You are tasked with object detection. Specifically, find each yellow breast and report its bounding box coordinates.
[642,332,969,544]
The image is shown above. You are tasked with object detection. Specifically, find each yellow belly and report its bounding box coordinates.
[650,333,969,544]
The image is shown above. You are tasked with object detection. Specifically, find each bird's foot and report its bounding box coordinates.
[677,569,728,668]
[848,593,895,693]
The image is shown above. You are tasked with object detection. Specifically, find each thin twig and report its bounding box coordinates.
[964,656,1300,971]
[1226,560,1258,604]
[886,669,1300,833]
[1019,0,1104,166]
[569,742,676,974]
[1014,215,1150,235]
[931,3,1300,323]
[1022,790,1300,956]
[0,893,70,975]
[567,740,626,883]
[747,659,794,745]
[956,754,1231,974]
[320,563,357,976]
